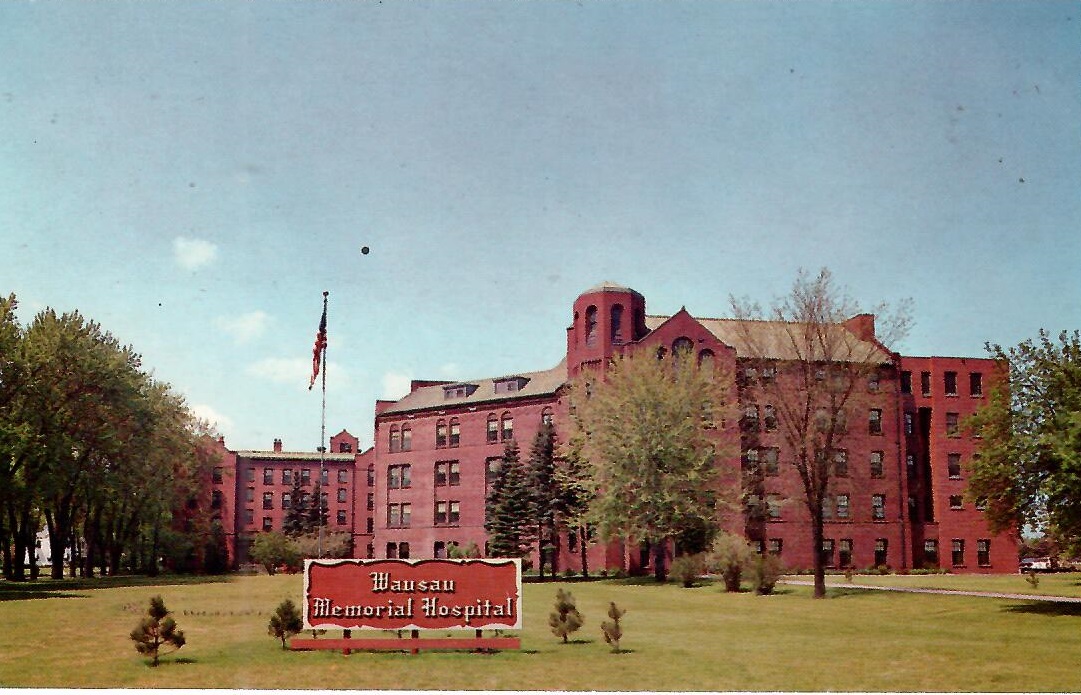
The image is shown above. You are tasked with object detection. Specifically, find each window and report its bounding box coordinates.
[900,371,912,394]
[366,517,374,534]
[386,542,398,559]
[435,500,461,525]
[301,468,311,485]
[281,492,291,509]
[874,539,888,567]
[870,451,884,478]
[743,405,760,431]
[449,418,460,447]
[321,468,329,485]
[366,466,375,487]
[839,539,853,567]
[977,539,991,566]
[904,412,914,435]
[921,371,932,396]
[541,407,554,426]
[246,488,255,503]
[389,426,400,452]
[501,413,514,441]
[906,453,916,476]
[872,494,886,520]
[398,542,410,559]
[836,494,850,519]
[949,495,963,510]
[436,499,449,523]
[262,517,273,532]
[951,539,965,566]
[833,450,848,477]
[434,541,447,559]
[821,539,835,567]
[699,350,715,372]
[944,371,958,396]
[338,441,352,453]
[436,420,447,448]
[282,468,293,485]
[611,304,624,344]
[768,538,782,555]
[263,468,273,485]
[761,366,776,385]
[366,543,375,559]
[337,488,347,503]
[743,448,759,472]
[946,413,959,437]
[338,469,348,484]
[211,490,222,509]
[213,467,223,484]
[970,372,984,397]
[822,496,833,520]
[868,372,880,392]
[337,510,347,525]
[924,539,939,566]
[401,425,412,451]
[245,508,254,524]
[585,305,598,345]
[247,467,256,482]
[869,409,883,435]
[672,337,694,357]
[366,493,374,511]
[388,503,412,528]
[947,453,961,479]
[763,405,777,431]
[743,367,758,386]
[448,461,460,486]
[436,461,460,486]
[485,458,501,485]
[487,415,499,443]
[262,492,273,510]
[763,448,779,476]
[388,464,411,489]
[766,495,782,519]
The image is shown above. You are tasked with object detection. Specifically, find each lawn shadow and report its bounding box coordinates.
[0,589,86,602]
[1002,602,1081,617]
[566,638,596,645]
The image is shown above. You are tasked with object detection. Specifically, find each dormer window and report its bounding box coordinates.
[494,376,528,394]
[443,383,478,400]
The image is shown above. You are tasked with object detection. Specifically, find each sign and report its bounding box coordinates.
[303,558,522,631]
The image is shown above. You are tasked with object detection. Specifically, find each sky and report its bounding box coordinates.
[2,1,1078,453]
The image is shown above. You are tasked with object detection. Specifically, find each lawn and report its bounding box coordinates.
[832,570,1081,597]
[1,573,1080,691]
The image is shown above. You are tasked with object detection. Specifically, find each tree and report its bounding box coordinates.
[250,531,301,575]
[524,422,560,577]
[282,474,307,537]
[968,330,1081,554]
[729,268,910,598]
[485,442,534,559]
[600,602,625,653]
[567,348,733,582]
[548,588,584,643]
[130,596,186,666]
[555,429,595,578]
[268,599,305,649]
[306,481,329,535]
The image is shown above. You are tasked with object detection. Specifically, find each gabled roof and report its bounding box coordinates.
[645,315,893,364]
[379,359,567,416]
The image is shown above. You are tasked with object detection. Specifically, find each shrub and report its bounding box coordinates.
[548,589,584,643]
[292,531,353,561]
[707,532,754,592]
[670,553,706,588]
[130,596,186,666]
[1025,570,1040,590]
[250,532,301,575]
[751,553,784,595]
[268,599,304,649]
[447,541,482,559]
[600,601,626,653]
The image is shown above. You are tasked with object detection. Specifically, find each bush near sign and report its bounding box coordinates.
[303,558,522,631]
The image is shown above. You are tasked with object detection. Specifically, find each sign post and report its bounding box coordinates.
[292,558,522,653]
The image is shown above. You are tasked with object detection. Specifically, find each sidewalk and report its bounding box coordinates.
[780,578,1081,603]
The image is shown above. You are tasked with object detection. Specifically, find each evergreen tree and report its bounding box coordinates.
[282,473,307,537]
[485,442,532,558]
[600,601,625,653]
[524,422,560,576]
[268,599,304,649]
[306,481,329,533]
[548,588,584,643]
[130,595,186,666]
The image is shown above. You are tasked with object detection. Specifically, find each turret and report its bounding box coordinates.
[565,282,648,379]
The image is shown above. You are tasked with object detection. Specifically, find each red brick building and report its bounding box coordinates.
[208,282,1016,573]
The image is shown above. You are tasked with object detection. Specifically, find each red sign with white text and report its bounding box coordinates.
[303,558,522,631]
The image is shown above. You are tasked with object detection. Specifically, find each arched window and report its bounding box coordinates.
[487,414,499,443]
[672,337,694,361]
[699,349,715,372]
[573,311,579,345]
[501,412,514,441]
[400,425,412,452]
[389,425,400,453]
[435,419,447,448]
[541,407,554,426]
[449,418,460,447]
[585,306,598,346]
[655,346,667,360]
[611,304,624,344]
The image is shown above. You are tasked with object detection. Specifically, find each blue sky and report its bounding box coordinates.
[3,1,1078,452]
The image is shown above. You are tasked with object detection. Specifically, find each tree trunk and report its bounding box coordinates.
[811,514,826,598]
[578,525,589,578]
[652,540,667,582]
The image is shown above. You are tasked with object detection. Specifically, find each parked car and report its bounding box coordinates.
[1019,557,1054,573]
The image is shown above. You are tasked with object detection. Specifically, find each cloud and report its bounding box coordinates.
[247,357,348,389]
[174,236,218,271]
[190,403,234,434]
[216,310,270,344]
[381,371,413,400]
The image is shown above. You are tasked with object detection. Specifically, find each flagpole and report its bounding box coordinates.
[318,290,328,559]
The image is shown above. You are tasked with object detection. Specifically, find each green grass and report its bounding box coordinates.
[1,573,1080,690]
[834,570,1081,597]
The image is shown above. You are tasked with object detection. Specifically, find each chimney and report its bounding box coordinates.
[844,314,876,342]
[273,438,282,453]
[217,435,225,446]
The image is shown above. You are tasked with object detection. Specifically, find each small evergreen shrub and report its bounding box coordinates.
[600,601,625,653]
[130,596,186,666]
[548,589,584,643]
[1025,570,1040,590]
[268,599,304,649]
[751,553,784,595]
